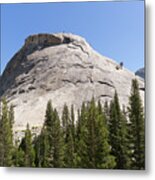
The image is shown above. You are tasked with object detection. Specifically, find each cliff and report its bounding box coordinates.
[0,33,144,132]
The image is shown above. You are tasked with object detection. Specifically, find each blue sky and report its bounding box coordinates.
[1,1,144,74]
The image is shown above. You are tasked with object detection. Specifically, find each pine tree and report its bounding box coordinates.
[62,104,76,168]
[86,98,115,168]
[38,127,50,167]
[95,100,116,168]
[70,105,75,143]
[128,79,145,169]
[64,125,75,168]
[41,129,50,167]
[63,105,76,168]
[39,100,64,167]
[75,98,115,169]
[51,109,64,167]
[62,103,70,134]
[22,124,35,167]
[12,140,25,167]
[33,135,41,167]
[75,103,89,168]
[86,97,97,168]
[103,100,110,124]
[44,100,54,129]
[76,103,88,139]
[38,100,54,167]
[109,91,131,169]
[0,98,14,167]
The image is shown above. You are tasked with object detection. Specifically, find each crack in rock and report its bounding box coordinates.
[71,42,89,56]
[97,81,115,88]
[62,79,87,85]
[99,94,112,98]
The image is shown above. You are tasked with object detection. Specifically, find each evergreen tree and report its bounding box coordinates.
[39,100,64,167]
[86,97,97,168]
[95,102,116,168]
[0,98,14,167]
[70,105,75,142]
[12,140,25,167]
[87,98,115,168]
[128,79,145,169]
[62,103,70,134]
[51,109,64,167]
[76,103,88,139]
[37,100,53,167]
[44,100,54,129]
[33,135,41,167]
[75,103,89,168]
[76,98,115,169]
[64,125,75,168]
[103,100,110,124]
[109,91,131,169]
[33,127,49,167]
[62,104,76,168]
[22,124,35,167]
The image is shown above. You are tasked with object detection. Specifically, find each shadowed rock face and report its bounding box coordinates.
[0,33,144,131]
[135,67,145,79]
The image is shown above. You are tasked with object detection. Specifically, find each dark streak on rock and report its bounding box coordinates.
[99,94,112,98]
[71,42,89,56]
[97,81,115,88]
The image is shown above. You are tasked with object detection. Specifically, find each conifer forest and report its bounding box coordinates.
[0,79,145,169]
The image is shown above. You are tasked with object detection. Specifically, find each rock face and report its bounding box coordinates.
[135,67,145,79]
[0,33,144,131]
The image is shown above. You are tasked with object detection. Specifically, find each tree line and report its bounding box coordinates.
[0,79,145,169]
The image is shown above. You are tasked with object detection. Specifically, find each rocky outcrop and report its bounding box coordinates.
[0,33,144,131]
[135,67,145,79]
